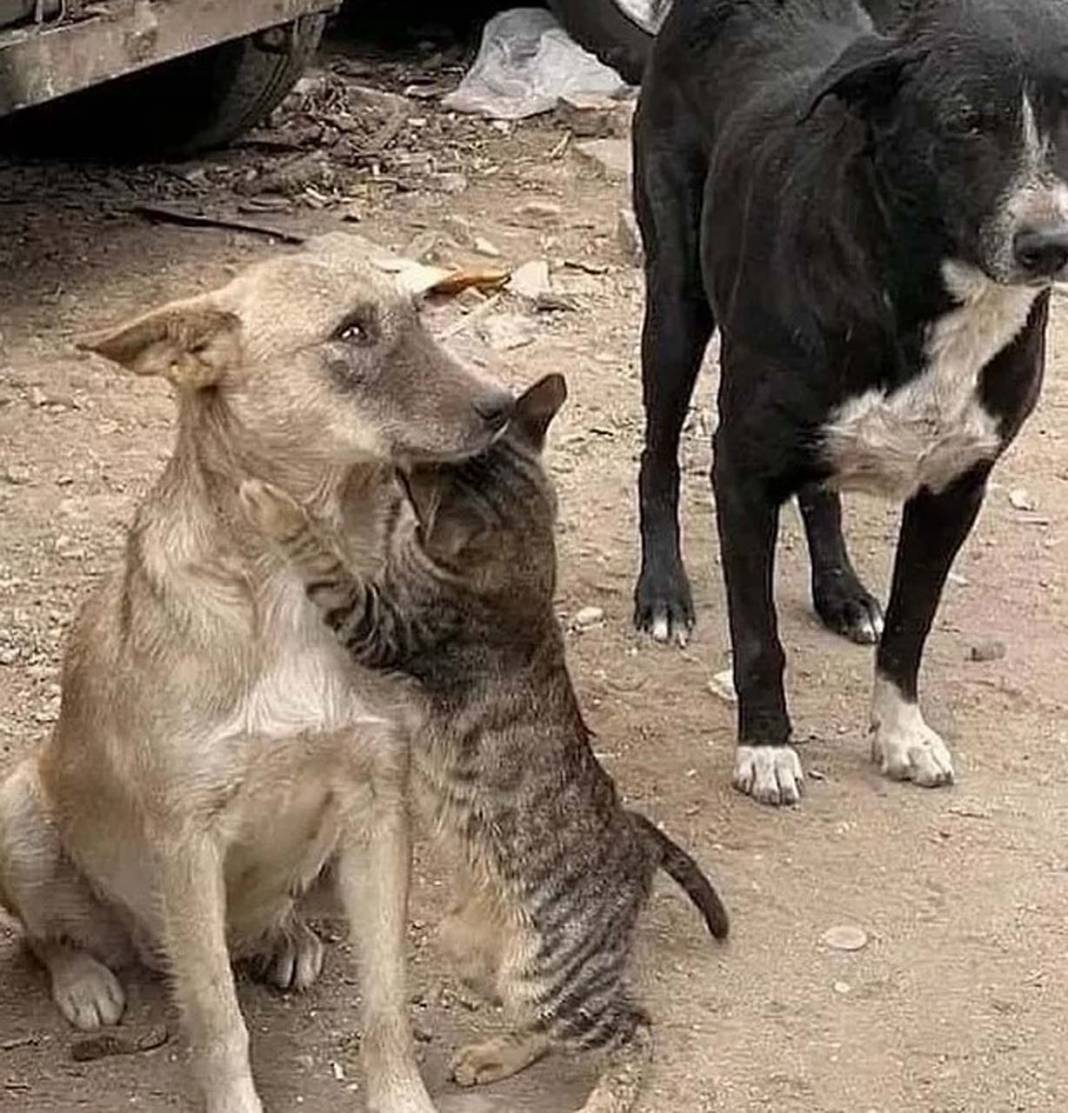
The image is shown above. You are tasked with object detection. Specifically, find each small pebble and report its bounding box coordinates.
[1008,487,1036,511]
[833,981,852,995]
[707,669,737,705]
[821,924,868,952]
[573,606,605,629]
[968,639,1006,663]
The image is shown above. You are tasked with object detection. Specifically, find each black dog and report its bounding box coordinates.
[633,0,1068,804]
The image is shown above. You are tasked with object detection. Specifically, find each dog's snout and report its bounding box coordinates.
[1013,226,1068,279]
[474,389,514,432]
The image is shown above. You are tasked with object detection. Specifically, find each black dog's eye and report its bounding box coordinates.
[949,105,983,136]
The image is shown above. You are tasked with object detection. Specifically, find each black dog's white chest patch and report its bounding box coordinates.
[822,262,1039,499]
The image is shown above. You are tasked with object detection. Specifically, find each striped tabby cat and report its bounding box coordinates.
[240,374,728,1112]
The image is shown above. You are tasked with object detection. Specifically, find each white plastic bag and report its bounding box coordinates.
[443,8,628,121]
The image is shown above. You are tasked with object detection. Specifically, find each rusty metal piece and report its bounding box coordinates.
[0,0,339,117]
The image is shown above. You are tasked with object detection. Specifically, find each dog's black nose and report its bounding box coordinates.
[474,389,514,432]
[1013,226,1068,278]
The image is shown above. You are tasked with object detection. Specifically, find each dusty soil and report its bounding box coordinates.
[1,20,1067,1113]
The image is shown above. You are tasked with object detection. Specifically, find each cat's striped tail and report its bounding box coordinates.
[630,811,729,940]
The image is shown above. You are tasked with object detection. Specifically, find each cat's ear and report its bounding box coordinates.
[512,374,567,452]
[78,298,242,390]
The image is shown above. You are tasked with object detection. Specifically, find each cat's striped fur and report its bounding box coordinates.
[241,374,728,1112]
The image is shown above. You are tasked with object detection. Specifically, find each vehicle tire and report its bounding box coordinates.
[546,0,663,84]
[10,14,326,158]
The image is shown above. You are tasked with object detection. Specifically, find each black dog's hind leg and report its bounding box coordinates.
[869,468,988,787]
[797,484,884,644]
[632,108,715,646]
[712,432,804,806]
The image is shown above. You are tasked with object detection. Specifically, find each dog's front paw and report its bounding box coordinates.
[813,570,884,645]
[633,560,695,647]
[732,744,804,806]
[870,678,955,787]
[51,951,126,1031]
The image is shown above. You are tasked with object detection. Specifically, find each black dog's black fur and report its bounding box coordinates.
[634,0,1068,803]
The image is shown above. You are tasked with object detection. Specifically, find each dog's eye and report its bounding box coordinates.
[334,310,377,346]
[948,105,983,136]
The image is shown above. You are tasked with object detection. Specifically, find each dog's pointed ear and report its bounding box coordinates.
[512,374,567,452]
[800,35,926,122]
[77,300,242,389]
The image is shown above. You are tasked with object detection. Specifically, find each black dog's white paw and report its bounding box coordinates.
[732,744,804,806]
[634,561,695,647]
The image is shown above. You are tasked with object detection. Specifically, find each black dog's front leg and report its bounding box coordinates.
[869,467,989,786]
[797,484,885,645]
[712,435,803,805]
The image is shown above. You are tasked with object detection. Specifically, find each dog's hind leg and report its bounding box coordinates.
[632,97,715,647]
[870,468,988,788]
[0,759,131,1030]
[797,484,884,645]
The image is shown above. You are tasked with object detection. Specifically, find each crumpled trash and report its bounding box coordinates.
[443,8,628,120]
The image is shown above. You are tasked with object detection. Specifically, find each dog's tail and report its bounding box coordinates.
[630,811,729,940]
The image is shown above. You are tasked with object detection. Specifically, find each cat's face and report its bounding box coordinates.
[401,375,567,615]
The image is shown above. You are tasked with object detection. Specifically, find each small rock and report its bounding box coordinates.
[483,314,537,352]
[1008,487,1036,511]
[347,83,412,117]
[967,639,1006,663]
[554,93,634,138]
[330,1061,345,1081]
[535,291,579,313]
[707,669,737,705]
[474,236,502,258]
[573,138,632,181]
[947,571,969,587]
[808,768,827,781]
[821,925,868,952]
[617,208,643,265]
[294,1053,315,1071]
[0,646,18,666]
[30,386,47,407]
[833,981,852,995]
[508,260,552,301]
[516,200,562,228]
[573,606,605,630]
[2,464,31,485]
[433,172,468,195]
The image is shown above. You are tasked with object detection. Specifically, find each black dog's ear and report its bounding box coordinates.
[800,35,927,122]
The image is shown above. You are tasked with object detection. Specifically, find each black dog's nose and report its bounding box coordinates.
[473,389,514,432]
[1013,226,1068,278]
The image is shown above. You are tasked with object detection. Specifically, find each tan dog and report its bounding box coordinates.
[0,235,513,1113]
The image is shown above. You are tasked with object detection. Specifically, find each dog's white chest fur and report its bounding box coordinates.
[222,573,370,741]
[823,262,1039,499]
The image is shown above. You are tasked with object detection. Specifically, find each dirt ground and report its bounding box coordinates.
[1,19,1067,1113]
